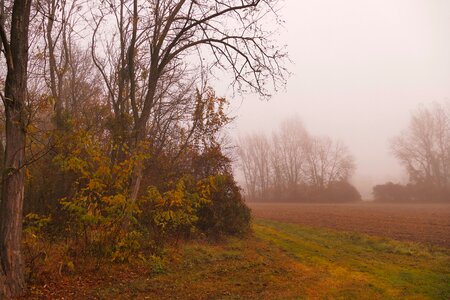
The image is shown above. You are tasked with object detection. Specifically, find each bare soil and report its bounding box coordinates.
[248,202,450,248]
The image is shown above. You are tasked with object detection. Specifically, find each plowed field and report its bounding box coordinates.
[249,202,450,248]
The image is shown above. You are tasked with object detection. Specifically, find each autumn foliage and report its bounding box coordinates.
[16,86,251,283]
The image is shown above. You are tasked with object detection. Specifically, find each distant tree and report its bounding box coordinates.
[391,101,450,202]
[237,117,358,203]
[238,133,271,201]
[271,118,308,195]
[320,180,361,203]
[36,0,82,129]
[303,136,355,189]
[373,182,411,203]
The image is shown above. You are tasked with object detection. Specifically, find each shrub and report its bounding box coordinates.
[373,182,411,202]
[373,182,450,203]
[54,130,148,257]
[196,174,251,238]
[325,181,362,202]
[141,177,211,248]
[23,214,52,281]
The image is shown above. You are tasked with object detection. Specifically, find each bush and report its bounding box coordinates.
[54,130,148,257]
[267,181,361,203]
[324,181,362,202]
[373,182,411,202]
[196,175,251,238]
[373,182,450,203]
[141,177,210,248]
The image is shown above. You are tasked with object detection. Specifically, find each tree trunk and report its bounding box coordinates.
[128,77,158,205]
[128,121,147,205]
[45,0,64,129]
[0,110,26,299]
[0,0,32,298]
[129,163,143,204]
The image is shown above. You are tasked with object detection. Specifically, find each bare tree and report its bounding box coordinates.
[271,117,308,191]
[89,0,288,203]
[0,0,33,297]
[237,117,356,202]
[237,133,270,201]
[303,136,355,189]
[35,0,87,129]
[392,101,450,199]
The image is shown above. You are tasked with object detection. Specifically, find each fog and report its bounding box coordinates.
[228,0,450,199]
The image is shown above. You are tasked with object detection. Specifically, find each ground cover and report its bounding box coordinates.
[24,219,450,299]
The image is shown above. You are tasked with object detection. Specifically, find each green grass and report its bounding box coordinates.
[28,220,450,299]
[254,219,450,299]
[91,237,314,299]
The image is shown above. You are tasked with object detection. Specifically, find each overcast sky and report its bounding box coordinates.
[228,0,450,199]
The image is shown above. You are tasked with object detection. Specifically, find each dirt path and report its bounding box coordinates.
[249,202,450,248]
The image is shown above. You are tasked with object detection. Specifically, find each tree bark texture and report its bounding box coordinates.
[0,0,32,298]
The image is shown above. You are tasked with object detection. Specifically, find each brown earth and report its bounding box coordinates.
[248,202,450,248]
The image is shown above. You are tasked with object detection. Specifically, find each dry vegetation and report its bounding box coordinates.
[0,1,284,296]
[249,202,450,248]
[22,220,450,299]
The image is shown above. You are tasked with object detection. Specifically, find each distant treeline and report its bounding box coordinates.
[262,180,361,203]
[373,183,450,203]
[238,118,361,203]
[373,101,450,203]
